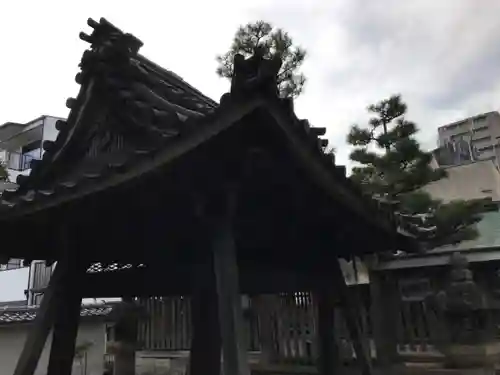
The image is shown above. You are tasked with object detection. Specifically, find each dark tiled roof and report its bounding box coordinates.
[0,303,113,325]
[0,18,416,254]
[0,18,218,214]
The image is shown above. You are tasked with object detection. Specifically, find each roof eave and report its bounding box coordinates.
[263,99,417,252]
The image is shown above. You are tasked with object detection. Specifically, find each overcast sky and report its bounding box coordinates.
[0,1,500,299]
[1,0,500,165]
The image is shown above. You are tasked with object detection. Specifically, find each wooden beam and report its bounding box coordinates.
[212,217,250,375]
[331,259,373,375]
[81,265,317,298]
[13,262,64,375]
[46,259,85,375]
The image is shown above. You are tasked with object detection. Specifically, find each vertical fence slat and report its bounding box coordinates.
[415,301,428,352]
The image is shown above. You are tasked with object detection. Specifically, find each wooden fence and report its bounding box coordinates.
[137,297,192,350]
[135,292,378,364]
[136,296,261,352]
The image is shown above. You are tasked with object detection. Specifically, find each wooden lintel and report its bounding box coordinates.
[81,265,316,298]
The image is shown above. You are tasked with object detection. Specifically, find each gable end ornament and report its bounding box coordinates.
[230,47,282,98]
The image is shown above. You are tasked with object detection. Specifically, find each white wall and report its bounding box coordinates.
[0,268,29,302]
[41,116,61,144]
[0,321,106,375]
[423,159,500,202]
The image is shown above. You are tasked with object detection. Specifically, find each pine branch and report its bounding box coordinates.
[347,94,494,250]
[215,20,307,98]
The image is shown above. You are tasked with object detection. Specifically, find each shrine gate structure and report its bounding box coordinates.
[0,18,417,375]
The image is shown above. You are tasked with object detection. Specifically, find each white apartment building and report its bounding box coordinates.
[437,111,500,165]
[0,115,63,184]
[0,115,63,297]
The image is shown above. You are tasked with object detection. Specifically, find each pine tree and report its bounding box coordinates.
[216,21,307,98]
[347,95,492,250]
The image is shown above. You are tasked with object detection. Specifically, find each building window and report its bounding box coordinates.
[0,258,23,271]
[6,141,42,171]
[21,141,42,169]
[450,131,471,140]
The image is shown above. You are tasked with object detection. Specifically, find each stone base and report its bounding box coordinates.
[404,367,494,375]
[403,362,495,375]
[441,342,500,368]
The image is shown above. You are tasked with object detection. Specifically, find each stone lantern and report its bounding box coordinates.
[429,252,500,374]
[106,299,147,375]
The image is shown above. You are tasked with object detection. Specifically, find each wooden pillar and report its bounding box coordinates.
[13,263,65,375]
[370,269,399,368]
[315,280,341,375]
[192,184,250,375]
[331,259,374,375]
[46,256,86,375]
[189,259,222,375]
[254,295,279,364]
[212,214,250,375]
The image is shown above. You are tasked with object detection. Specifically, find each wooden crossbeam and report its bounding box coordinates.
[81,265,316,297]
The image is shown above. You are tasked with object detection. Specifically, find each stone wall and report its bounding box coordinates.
[136,351,189,375]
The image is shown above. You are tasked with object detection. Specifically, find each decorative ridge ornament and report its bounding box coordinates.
[230,46,282,97]
[81,18,143,55]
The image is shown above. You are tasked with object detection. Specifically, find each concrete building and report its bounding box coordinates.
[436,111,500,165]
[0,116,63,276]
[425,158,500,203]
[0,115,64,185]
[422,158,500,252]
[0,304,114,375]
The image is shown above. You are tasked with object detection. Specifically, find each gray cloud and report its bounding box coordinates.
[295,0,500,163]
[0,0,499,168]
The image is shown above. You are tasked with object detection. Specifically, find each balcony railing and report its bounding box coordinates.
[7,151,41,171]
